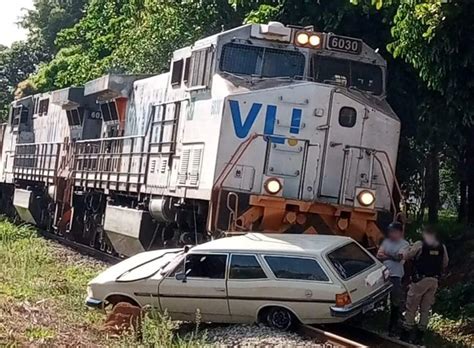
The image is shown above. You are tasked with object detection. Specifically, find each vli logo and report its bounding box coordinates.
[229,100,302,144]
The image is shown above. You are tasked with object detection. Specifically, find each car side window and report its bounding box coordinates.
[230,254,267,279]
[185,254,227,279]
[264,256,329,282]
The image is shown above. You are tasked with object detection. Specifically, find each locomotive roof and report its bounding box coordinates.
[189,22,386,68]
[191,233,352,255]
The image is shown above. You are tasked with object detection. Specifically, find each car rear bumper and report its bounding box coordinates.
[85,297,104,309]
[330,282,392,318]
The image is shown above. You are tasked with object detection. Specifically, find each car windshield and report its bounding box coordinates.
[117,251,183,282]
[220,42,305,79]
[327,242,375,280]
[311,55,384,95]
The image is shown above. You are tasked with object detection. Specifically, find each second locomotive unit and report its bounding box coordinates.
[0,22,400,256]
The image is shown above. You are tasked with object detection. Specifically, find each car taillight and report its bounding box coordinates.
[335,292,352,307]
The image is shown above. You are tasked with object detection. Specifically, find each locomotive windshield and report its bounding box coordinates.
[220,43,305,79]
[311,55,384,95]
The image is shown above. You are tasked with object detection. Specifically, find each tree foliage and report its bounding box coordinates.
[20,0,88,56]
[0,0,87,120]
[388,0,474,124]
[32,0,245,91]
[0,42,48,120]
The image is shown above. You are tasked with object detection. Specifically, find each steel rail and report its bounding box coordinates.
[300,324,415,348]
[39,229,122,264]
[300,325,368,347]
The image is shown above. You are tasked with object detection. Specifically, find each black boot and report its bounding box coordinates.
[399,327,416,343]
[388,306,400,337]
[414,328,425,346]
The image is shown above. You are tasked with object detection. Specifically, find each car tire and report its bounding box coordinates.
[265,307,294,331]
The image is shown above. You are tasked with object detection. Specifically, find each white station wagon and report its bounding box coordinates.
[86,233,391,330]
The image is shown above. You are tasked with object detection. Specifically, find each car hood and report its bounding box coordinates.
[90,248,182,285]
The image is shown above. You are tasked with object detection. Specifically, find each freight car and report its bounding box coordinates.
[0,22,401,256]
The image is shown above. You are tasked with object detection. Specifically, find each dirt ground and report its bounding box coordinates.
[0,223,109,346]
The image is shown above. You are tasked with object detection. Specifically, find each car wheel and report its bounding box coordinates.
[266,307,294,331]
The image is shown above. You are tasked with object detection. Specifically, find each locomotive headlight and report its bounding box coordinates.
[264,178,282,195]
[357,190,376,207]
[296,32,309,45]
[309,34,321,47]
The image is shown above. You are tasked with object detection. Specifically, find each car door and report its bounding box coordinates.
[226,253,271,322]
[158,253,230,322]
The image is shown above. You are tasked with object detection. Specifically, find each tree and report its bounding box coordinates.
[31,0,246,91]
[0,41,48,121]
[364,0,474,223]
[20,0,88,56]
[0,0,88,120]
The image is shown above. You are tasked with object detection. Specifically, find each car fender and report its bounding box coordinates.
[105,291,142,307]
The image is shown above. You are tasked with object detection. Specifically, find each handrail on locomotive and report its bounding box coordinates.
[210,134,403,240]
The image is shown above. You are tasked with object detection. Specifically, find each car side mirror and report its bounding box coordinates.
[175,272,187,282]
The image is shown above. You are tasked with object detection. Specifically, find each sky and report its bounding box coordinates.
[0,0,34,47]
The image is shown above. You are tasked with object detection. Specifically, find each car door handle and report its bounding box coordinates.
[214,288,226,292]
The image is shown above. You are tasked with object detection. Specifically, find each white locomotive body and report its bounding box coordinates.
[0,23,400,256]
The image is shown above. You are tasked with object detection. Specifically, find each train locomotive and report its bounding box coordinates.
[0,22,401,256]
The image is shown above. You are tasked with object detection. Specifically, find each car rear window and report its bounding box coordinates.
[327,242,375,280]
[264,256,329,281]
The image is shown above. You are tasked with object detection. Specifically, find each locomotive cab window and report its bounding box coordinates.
[220,43,305,79]
[100,101,119,122]
[339,107,357,128]
[171,59,184,86]
[66,108,84,126]
[311,55,384,95]
[11,106,28,126]
[183,57,191,86]
[38,98,49,116]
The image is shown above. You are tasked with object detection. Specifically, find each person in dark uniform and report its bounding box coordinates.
[401,226,449,345]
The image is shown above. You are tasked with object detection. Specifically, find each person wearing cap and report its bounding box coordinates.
[400,225,449,345]
[376,222,409,336]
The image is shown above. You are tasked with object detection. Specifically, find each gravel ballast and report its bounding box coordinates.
[204,324,317,347]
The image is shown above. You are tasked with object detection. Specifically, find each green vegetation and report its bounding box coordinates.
[2,0,473,227]
[0,220,104,345]
[0,220,204,346]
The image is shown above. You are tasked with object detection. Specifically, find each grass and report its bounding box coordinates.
[1,216,472,347]
[0,219,203,346]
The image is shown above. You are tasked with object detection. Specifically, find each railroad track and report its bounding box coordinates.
[39,229,122,264]
[300,324,415,348]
